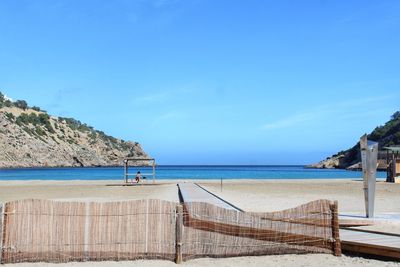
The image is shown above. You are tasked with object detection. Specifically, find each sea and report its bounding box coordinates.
[0,165,387,180]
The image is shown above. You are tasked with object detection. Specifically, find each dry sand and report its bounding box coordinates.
[1,179,400,266]
[0,180,180,203]
[199,179,400,213]
[5,254,400,267]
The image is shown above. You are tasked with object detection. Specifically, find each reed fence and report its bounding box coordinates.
[0,199,340,264]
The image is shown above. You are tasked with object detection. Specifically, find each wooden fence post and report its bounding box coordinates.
[1,203,8,264]
[330,201,341,256]
[175,204,183,264]
[0,203,3,264]
[84,202,90,261]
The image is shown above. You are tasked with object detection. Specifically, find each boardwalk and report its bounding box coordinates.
[178,183,242,211]
[178,182,400,260]
[340,229,400,260]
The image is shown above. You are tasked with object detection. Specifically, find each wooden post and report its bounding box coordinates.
[83,202,90,261]
[1,203,8,264]
[124,160,128,183]
[392,152,399,183]
[386,150,390,182]
[152,160,156,184]
[392,153,396,183]
[175,205,183,264]
[0,203,3,264]
[330,201,341,256]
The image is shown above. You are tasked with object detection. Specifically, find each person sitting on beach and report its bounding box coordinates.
[135,171,141,183]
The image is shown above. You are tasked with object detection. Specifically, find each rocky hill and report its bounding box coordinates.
[310,111,400,169]
[0,92,148,168]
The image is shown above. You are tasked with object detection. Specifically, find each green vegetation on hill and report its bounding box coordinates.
[328,111,400,168]
[0,90,132,151]
[0,91,42,111]
[15,113,55,133]
[0,92,13,108]
[0,90,148,168]
[369,112,400,146]
[56,116,131,149]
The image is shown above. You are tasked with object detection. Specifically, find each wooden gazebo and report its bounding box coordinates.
[123,158,156,184]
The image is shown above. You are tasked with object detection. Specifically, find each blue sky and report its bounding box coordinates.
[1,0,400,164]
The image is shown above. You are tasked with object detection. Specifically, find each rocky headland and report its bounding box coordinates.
[0,92,148,168]
[309,111,400,169]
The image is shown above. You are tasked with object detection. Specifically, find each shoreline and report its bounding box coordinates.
[0,178,388,183]
[0,164,308,169]
[0,166,388,181]
[0,164,375,171]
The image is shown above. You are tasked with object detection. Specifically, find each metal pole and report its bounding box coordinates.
[360,134,378,218]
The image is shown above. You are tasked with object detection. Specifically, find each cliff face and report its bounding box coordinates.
[310,111,400,169]
[0,106,148,168]
[307,155,346,169]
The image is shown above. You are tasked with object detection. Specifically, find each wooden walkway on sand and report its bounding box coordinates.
[178,183,242,211]
[340,228,400,260]
[178,182,400,260]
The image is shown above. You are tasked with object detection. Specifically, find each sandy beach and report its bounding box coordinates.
[1,179,400,266]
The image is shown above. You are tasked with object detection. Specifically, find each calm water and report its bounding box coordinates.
[0,165,386,180]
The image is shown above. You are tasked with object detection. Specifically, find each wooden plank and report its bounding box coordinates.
[195,184,243,211]
[342,241,400,260]
[341,229,400,246]
[340,229,400,260]
[339,220,373,227]
[341,228,400,237]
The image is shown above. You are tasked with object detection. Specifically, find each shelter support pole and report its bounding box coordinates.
[152,160,156,184]
[330,201,341,256]
[124,161,128,183]
[392,153,396,183]
[175,204,183,264]
[395,153,398,182]
[386,150,390,182]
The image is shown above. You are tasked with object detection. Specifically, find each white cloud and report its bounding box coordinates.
[134,91,171,104]
[150,110,185,126]
[263,112,315,130]
[133,86,195,105]
[262,94,394,130]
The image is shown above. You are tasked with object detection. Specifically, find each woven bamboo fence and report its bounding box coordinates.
[0,199,340,264]
[181,199,340,261]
